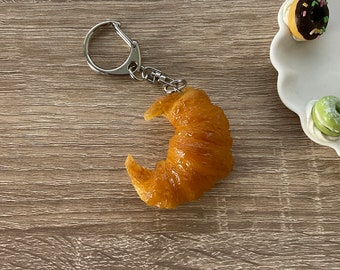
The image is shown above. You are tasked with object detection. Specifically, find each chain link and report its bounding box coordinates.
[128,63,187,94]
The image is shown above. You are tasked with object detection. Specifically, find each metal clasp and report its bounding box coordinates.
[83,20,141,75]
[142,67,187,94]
[84,20,187,93]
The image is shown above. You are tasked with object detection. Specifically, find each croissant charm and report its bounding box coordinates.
[125,86,233,208]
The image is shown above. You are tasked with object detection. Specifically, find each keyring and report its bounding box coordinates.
[83,20,142,75]
[83,20,186,93]
[83,20,233,209]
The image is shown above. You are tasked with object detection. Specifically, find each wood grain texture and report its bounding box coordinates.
[0,0,339,269]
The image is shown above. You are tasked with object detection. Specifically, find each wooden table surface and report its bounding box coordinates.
[1,0,339,269]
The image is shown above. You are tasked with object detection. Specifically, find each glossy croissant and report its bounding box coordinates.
[125,86,233,208]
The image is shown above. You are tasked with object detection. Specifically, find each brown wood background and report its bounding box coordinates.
[1,0,339,269]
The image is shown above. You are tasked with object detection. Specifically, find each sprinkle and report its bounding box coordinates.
[302,10,307,17]
[310,28,317,35]
[302,2,308,7]
[323,16,329,23]
[320,0,326,7]
[312,0,318,7]
[310,28,324,35]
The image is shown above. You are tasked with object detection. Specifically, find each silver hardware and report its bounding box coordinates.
[142,66,186,93]
[84,20,187,93]
[83,20,141,75]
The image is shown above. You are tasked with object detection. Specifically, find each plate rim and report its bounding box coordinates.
[270,0,340,156]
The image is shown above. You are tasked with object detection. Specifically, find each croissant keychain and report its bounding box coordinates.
[84,21,233,208]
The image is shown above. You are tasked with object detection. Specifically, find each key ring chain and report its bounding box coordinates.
[83,20,187,94]
[83,20,233,209]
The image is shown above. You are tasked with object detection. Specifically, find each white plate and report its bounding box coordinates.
[270,0,340,156]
